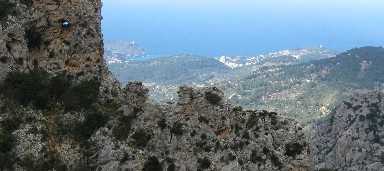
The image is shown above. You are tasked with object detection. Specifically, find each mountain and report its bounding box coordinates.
[0,1,311,170]
[226,46,384,124]
[108,54,233,85]
[107,48,336,103]
[312,91,384,171]
[107,46,384,125]
[3,0,384,170]
[217,48,336,69]
[104,40,145,64]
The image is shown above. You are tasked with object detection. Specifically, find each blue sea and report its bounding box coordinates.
[102,0,384,56]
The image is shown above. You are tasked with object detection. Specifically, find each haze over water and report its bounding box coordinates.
[102,0,384,56]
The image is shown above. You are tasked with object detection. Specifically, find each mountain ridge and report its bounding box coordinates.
[0,1,312,170]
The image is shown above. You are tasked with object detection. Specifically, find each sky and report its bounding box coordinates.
[101,0,384,56]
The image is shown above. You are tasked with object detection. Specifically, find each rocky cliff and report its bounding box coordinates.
[0,0,104,80]
[90,84,312,170]
[312,91,384,171]
[0,0,312,170]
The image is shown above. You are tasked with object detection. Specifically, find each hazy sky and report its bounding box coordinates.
[102,0,384,56]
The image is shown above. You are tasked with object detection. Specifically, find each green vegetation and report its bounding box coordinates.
[0,0,16,21]
[108,55,231,85]
[0,70,108,168]
[285,142,305,158]
[318,169,337,171]
[0,120,17,170]
[197,157,211,170]
[143,156,162,171]
[170,122,184,136]
[1,69,51,109]
[18,154,67,171]
[232,106,243,112]
[225,47,384,125]
[0,128,14,153]
[246,113,259,129]
[62,78,101,111]
[0,70,100,111]
[205,91,222,105]
[250,150,264,164]
[0,128,15,170]
[157,118,167,129]
[131,129,152,148]
[19,0,33,7]
[25,27,43,50]
[74,107,110,141]
[113,115,136,140]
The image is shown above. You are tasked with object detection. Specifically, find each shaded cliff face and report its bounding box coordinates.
[312,91,384,171]
[0,0,104,80]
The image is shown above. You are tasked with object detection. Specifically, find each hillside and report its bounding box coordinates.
[107,48,336,103]
[104,40,146,64]
[227,46,384,124]
[107,46,383,125]
[217,48,336,69]
[312,91,384,170]
[108,54,233,85]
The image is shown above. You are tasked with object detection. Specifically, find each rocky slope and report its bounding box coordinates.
[0,0,312,170]
[0,0,104,81]
[312,91,384,171]
[91,84,312,171]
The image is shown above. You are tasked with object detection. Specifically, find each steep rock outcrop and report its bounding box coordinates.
[0,0,104,80]
[312,91,384,171]
[91,85,312,171]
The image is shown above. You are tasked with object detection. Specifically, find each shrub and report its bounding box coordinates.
[62,78,100,111]
[232,106,243,112]
[157,118,167,130]
[19,0,33,7]
[205,91,222,105]
[246,113,259,129]
[48,73,71,101]
[197,157,211,170]
[198,116,209,124]
[25,27,43,50]
[113,115,136,140]
[250,150,264,164]
[143,156,162,171]
[270,153,283,169]
[0,69,51,109]
[74,108,109,141]
[18,154,66,171]
[0,128,14,153]
[131,129,152,148]
[0,0,16,21]
[0,70,100,111]
[0,128,16,169]
[170,122,184,136]
[318,169,337,171]
[167,162,176,171]
[285,142,305,158]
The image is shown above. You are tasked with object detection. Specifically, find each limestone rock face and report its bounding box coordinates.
[0,0,104,80]
[312,91,384,171]
[92,86,312,171]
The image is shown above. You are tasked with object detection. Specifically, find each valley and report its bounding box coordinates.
[107,46,384,124]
